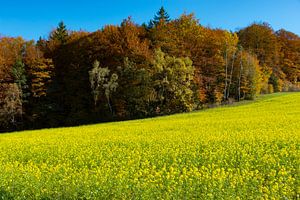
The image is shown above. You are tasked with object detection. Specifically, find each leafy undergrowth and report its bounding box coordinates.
[0,93,299,199]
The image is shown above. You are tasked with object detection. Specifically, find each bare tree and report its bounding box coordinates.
[224,42,228,100]
[238,54,244,101]
[89,60,118,115]
[0,83,22,129]
[227,50,237,100]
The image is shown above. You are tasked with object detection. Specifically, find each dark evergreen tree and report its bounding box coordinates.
[50,21,69,44]
[148,7,171,28]
[12,60,29,99]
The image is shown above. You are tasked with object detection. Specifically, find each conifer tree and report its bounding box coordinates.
[12,60,29,100]
[149,7,171,28]
[50,21,69,44]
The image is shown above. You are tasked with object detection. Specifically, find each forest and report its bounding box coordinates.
[1,7,300,132]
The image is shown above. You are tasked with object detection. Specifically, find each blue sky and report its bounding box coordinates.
[0,0,299,40]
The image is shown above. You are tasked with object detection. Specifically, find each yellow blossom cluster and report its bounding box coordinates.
[0,93,299,199]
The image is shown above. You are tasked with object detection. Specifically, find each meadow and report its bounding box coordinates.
[0,93,299,199]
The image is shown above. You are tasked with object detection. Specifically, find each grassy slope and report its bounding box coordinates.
[0,93,299,199]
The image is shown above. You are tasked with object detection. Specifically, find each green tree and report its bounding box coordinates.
[50,21,69,44]
[234,50,262,100]
[152,49,195,114]
[12,60,27,91]
[222,31,239,100]
[116,57,155,117]
[10,60,29,127]
[148,7,171,28]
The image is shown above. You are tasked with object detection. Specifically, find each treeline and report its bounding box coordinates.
[1,8,300,132]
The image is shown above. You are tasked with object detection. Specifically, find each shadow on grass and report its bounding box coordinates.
[0,188,13,200]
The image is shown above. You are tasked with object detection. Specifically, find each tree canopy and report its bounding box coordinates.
[1,8,300,132]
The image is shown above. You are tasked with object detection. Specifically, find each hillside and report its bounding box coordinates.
[0,93,299,199]
[2,16,300,132]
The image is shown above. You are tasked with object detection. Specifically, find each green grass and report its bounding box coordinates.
[0,93,299,199]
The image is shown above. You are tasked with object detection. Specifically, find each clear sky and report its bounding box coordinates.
[0,0,299,40]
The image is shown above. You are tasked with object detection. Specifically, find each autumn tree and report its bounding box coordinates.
[0,83,22,131]
[24,42,54,98]
[276,29,300,85]
[0,37,27,129]
[0,37,25,83]
[238,23,280,92]
[149,13,241,104]
[1,9,300,132]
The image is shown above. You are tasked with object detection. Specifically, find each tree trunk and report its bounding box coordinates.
[227,51,236,99]
[107,97,113,116]
[238,59,243,101]
[224,44,228,100]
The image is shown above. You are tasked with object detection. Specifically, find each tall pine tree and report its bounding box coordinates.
[149,7,171,28]
[50,21,69,44]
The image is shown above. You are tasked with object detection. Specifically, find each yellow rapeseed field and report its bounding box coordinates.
[0,93,299,199]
